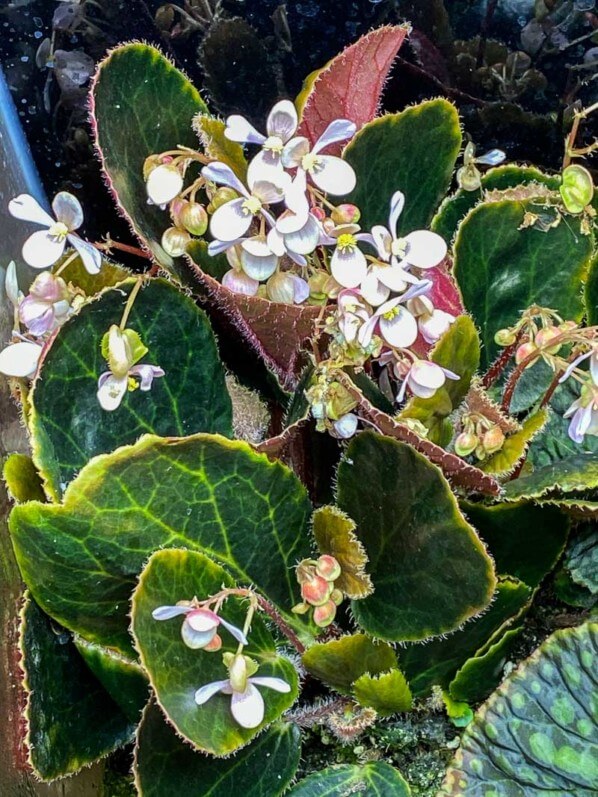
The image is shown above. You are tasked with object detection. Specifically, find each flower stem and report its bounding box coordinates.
[95,238,151,260]
[256,595,306,654]
[53,250,80,277]
[119,277,144,330]
[481,332,522,389]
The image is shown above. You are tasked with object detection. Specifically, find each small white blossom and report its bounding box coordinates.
[19,272,72,336]
[97,325,164,411]
[152,604,248,650]
[321,224,374,289]
[8,193,101,274]
[146,164,184,207]
[0,340,43,378]
[282,119,357,195]
[396,359,459,402]
[359,281,432,349]
[407,295,455,344]
[564,387,598,444]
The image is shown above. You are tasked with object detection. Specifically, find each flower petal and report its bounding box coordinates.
[201,162,248,197]
[419,309,455,344]
[20,300,54,337]
[68,236,102,275]
[360,271,390,307]
[241,238,278,281]
[5,261,20,308]
[151,605,192,620]
[371,225,392,261]
[194,679,230,706]
[146,165,184,206]
[312,119,357,154]
[283,214,322,255]
[96,373,128,411]
[52,191,83,230]
[409,360,446,391]
[404,230,447,269]
[266,100,298,141]
[129,363,165,391]
[22,230,66,269]
[331,246,368,289]
[250,676,291,693]
[310,155,356,195]
[247,151,285,191]
[8,194,54,227]
[379,307,418,348]
[218,617,249,645]
[181,622,217,649]
[333,413,358,439]
[224,114,266,145]
[210,198,253,242]
[281,137,310,169]
[230,683,265,729]
[0,341,42,378]
[251,180,287,205]
[291,275,310,304]
[388,191,405,238]
[222,268,259,296]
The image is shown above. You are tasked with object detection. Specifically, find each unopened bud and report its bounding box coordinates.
[204,633,222,652]
[560,164,594,215]
[291,602,310,615]
[228,654,248,693]
[535,326,562,354]
[308,271,330,304]
[313,600,337,628]
[315,555,341,582]
[161,226,191,257]
[482,425,505,455]
[207,186,238,212]
[515,341,538,367]
[143,154,164,181]
[494,328,516,346]
[325,381,357,421]
[559,320,577,334]
[179,201,208,236]
[454,431,478,457]
[331,203,360,225]
[330,589,344,606]
[267,272,295,304]
[301,575,333,606]
[310,206,326,222]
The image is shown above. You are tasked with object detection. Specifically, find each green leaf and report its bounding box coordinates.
[54,251,130,296]
[3,453,45,503]
[461,500,569,589]
[91,43,208,273]
[74,637,149,723]
[192,114,247,180]
[29,278,232,497]
[431,165,560,243]
[399,316,481,443]
[399,577,531,696]
[131,549,298,756]
[553,568,596,609]
[134,702,301,797]
[454,199,593,369]
[336,431,496,642]
[442,691,473,728]
[288,762,411,796]
[344,99,462,233]
[312,506,373,599]
[584,251,598,325]
[353,669,412,716]
[503,454,598,501]
[20,596,134,781]
[480,410,548,476]
[440,622,598,796]
[449,626,524,704]
[10,433,313,654]
[563,523,598,595]
[302,633,397,694]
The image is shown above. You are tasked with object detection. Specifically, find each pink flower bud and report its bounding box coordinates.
[204,633,222,652]
[535,326,562,354]
[482,425,505,455]
[331,204,361,225]
[310,206,326,222]
[315,554,341,582]
[454,431,478,457]
[330,589,344,606]
[301,575,333,606]
[515,341,539,367]
[313,600,337,627]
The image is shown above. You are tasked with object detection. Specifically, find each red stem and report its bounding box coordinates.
[481,332,523,389]
[256,595,305,654]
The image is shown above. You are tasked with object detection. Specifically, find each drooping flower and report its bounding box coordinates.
[96,325,165,411]
[201,162,286,243]
[8,193,101,274]
[406,295,455,344]
[396,358,459,402]
[266,271,310,304]
[358,282,432,349]
[195,653,290,729]
[0,340,42,378]
[371,191,447,273]
[564,385,598,444]
[335,289,372,345]
[282,119,357,195]
[146,163,184,207]
[152,604,248,650]
[19,271,72,336]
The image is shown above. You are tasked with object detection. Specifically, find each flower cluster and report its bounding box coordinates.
[153,589,290,729]
[292,554,344,627]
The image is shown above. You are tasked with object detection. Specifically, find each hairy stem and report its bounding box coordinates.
[256,595,306,654]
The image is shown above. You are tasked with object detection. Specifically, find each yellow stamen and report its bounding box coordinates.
[391,237,408,258]
[263,135,284,153]
[48,221,69,242]
[302,152,319,172]
[337,233,357,252]
[242,196,262,215]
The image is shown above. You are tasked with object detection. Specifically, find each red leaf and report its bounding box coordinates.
[413,258,466,356]
[296,25,410,152]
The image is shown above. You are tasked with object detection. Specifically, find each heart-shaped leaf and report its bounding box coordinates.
[296,25,409,150]
[400,316,480,444]
[134,702,301,797]
[336,431,496,642]
[461,500,569,589]
[131,549,298,756]
[399,577,531,696]
[440,622,598,796]
[91,43,208,274]
[454,199,594,369]
[302,634,397,694]
[288,762,411,796]
[10,433,313,654]
[20,596,134,781]
[344,98,462,233]
[29,278,232,497]
[353,669,412,716]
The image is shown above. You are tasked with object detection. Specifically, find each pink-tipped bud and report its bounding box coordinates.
[331,204,361,225]
[310,206,326,222]
[515,341,538,367]
[454,431,478,457]
[179,201,208,236]
[482,425,505,455]
[315,554,341,582]
[204,633,222,652]
[535,326,562,354]
[313,600,337,628]
[301,575,333,607]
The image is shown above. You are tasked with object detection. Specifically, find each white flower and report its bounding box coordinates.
[564,386,598,444]
[333,412,358,439]
[335,289,372,344]
[0,340,42,378]
[396,359,459,402]
[202,162,286,243]
[358,282,432,349]
[323,224,374,289]
[19,272,72,336]
[8,193,101,274]
[152,604,248,650]
[559,346,598,387]
[4,261,21,309]
[266,272,310,304]
[195,653,290,729]
[240,236,279,281]
[282,119,357,195]
[372,190,447,272]
[406,295,455,344]
[146,164,184,207]
[96,325,164,411]
[225,100,298,185]
[222,268,260,297]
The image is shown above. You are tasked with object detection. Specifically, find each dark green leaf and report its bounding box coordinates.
[461,500,569,588]
[584,251,598,325]
[449,626,524,704]
[454,200,593,369]
[288,762,411,796]
[92,43,208,274]
[344,99,462,233]
[134,702,300,797]
[503,454,598,501]
[353,669,412,716]
[3,453,45,503]
[10,433,313,654]
[29,278,232,497]
[20,596,134,781]
[440,622,598,796]
[302,633,397,694]
[336,431,496,642]
[563,523,597,595]
[131,549,298,755]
